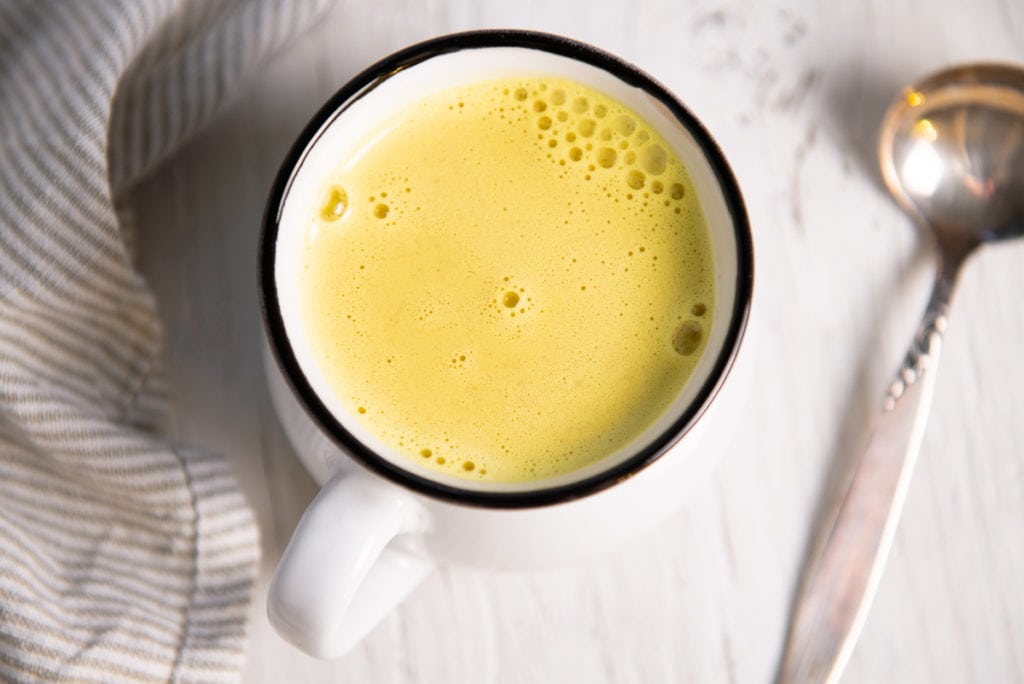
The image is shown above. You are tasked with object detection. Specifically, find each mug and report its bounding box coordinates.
[259,29,753,659]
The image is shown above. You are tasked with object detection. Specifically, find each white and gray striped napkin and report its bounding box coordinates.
[0,0,330,680]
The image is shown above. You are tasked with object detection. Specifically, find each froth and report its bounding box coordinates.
[298,76,714,483]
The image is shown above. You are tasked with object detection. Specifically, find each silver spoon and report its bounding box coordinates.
[779,63,1024,684]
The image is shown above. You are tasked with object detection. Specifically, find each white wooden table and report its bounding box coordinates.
[127,1,1024,681]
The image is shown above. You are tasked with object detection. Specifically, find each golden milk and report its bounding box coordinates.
[299,76,714,482]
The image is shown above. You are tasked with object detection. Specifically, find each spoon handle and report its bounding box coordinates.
[778,260,959,684]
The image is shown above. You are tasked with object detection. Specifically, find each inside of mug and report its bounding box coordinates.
[274,45,744,495]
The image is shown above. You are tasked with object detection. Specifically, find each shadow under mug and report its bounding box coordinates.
[260,29,753,659]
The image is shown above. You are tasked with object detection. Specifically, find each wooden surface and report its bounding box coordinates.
[126,1,1024,681]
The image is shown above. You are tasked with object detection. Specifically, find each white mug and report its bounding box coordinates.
[259,30,753,660]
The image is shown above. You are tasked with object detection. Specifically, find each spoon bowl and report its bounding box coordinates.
[880,64,1024,249]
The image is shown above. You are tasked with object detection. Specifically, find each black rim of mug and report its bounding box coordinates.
[259,29,754,509]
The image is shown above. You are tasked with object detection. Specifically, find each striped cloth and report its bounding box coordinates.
[0,0,330,680]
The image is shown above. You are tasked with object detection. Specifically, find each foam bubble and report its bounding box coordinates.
[502,291,520,308]
[578,119,596,137]
[638,144,668,175]
[671,320,703,355]
[320,185,348,221]
[669,183,685,200]
[596,147,617,168]
[551,89,566,106]
[374,203,389,218]
[572,97,589,113]
[626,169,646,189]
[538,115,552,130]
[612,115,636,136]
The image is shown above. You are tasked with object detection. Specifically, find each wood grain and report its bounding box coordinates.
[125,0,1024,681]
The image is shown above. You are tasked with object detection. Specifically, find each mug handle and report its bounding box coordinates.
[268,472,432,658]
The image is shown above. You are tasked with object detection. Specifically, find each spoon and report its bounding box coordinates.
[779,63,1024,684]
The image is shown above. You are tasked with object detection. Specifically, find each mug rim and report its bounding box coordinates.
[259,29,754,509]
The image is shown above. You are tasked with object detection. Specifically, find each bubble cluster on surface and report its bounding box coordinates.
[497,81,696,219]
[300,76,713,484]
[316,183,419,233]
[492,276,534,318]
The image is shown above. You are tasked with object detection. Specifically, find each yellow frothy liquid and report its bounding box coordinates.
[299,76,714,482]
